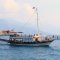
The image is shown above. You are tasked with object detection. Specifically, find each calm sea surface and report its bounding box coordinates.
[0,40,60,60]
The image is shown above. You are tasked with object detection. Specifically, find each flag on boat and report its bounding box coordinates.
[32,7,36,9]
[32,7,37,11]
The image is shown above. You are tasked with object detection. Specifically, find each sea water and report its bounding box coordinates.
[0,40,60,60]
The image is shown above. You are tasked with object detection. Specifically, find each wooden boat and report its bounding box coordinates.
[0,7,54,46]
[7,34,54,46]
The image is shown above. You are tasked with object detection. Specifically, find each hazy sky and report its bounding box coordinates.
[0,0,60,34]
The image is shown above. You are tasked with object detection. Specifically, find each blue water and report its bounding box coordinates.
[0,40,60,60]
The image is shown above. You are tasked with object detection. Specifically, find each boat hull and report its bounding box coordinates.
[9,43,50,47]
[9,40,53,47]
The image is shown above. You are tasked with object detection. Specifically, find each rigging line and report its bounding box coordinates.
[20,14,35,31]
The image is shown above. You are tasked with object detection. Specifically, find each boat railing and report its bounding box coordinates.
[9,34,33,39]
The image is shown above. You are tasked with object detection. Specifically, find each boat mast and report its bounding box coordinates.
[33,7,39,34]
